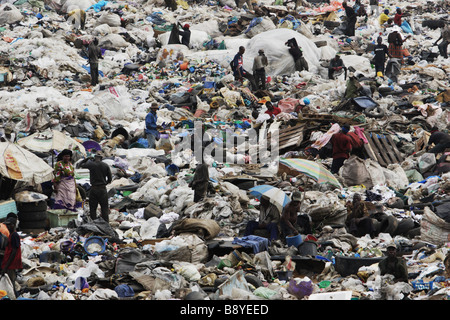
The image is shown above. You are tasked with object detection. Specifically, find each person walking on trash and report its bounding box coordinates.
[52,149,82,212]
[373,36,392,76]
[342,1,357,37]
[244,195,280,242]
[79,150,112,223]
[144,103,161,149]
[285,37,309,72]
[434,24,450,59]
[189,162,212,203]
[252,49,268,90]
[231,46,257,91]
[330,124,352,174]
[88,38,102,86]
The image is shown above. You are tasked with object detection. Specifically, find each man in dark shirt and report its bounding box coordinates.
[88,38,102,86]
[328,54,347,80]
[286,38,308,72]
[373,36,391,76]
[343,2,357,37]
[79,151,112,222]
[231,46,257,91]
[379,243,409,282]
[426,127,450,154]
[178,23,191,47]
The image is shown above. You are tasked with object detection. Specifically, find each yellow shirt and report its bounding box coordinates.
[379,13,389,25]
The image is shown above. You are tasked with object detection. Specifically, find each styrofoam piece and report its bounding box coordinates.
[308,290,353,300]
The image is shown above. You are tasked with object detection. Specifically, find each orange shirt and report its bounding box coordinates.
[0,223,10,237]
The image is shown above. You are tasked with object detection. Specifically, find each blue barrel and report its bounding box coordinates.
[286,234,302,248]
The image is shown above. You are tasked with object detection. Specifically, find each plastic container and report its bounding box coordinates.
[276,270,293,281]
[47,209,78,228]
[334,255,384,277]
[297,241,318,256]
[286,234,302,248]
[83,236,106,256]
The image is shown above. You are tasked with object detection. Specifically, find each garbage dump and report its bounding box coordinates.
[0,0,450,305]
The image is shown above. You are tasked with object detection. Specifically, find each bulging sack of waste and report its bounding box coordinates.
[288,277,314,299]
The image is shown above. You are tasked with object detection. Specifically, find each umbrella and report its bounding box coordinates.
[279,158,342,189]
[17,129,86,156]
[249,185,290,212]
[0,142,54,184]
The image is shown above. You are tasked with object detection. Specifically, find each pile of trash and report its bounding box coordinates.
[0,0,449,302]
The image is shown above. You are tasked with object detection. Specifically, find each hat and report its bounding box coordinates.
[4,217,16,225]
[258,49,264,54]
[183,24,190,29]
[387,242,397,250]
[94,150,105,158]
[291,191,302,202]
[303,98,310,105]
[150,102,159,109]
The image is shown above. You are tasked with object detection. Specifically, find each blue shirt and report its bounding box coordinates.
[145,112,160,138]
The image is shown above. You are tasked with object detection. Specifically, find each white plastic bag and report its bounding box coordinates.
[0,274,16,300]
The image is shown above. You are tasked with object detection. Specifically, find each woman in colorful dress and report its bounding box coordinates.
[52,149,81,211]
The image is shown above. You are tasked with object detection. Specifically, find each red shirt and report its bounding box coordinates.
[394,13,402,26]
[331,132,352,159]
[1,231,22,270]
[265,107,281,117]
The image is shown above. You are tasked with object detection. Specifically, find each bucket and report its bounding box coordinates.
[226,250,242,266]
[84,236,106,256]
[276,270,293,281]
[218,259,232,269]
[298,240,318,257]
[286,234,302,248]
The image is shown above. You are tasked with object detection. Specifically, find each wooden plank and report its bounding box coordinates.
[379,135,398,164]
[364,132,387,166]
[386,135,404,162]
[370,133,392,165]
[363,141,378,162]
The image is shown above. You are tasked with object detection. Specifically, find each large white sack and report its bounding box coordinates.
[99,33,129,49]
[61,0,96,13]
[245,17,276,38]
[243,28,322,76]
[191,19,221,38]
[96,11,122,27]
[341,55,372,76]
[0,3,23,24]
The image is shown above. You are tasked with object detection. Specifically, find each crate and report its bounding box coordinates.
[47,209,78,228]
[412,280,433,291]
[0,200,17,220]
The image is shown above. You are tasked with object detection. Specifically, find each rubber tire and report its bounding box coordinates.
[19,219,48,230]
[17,200,47,213]
[394,218,415,236]
[244,274,263,288]
[18,210,48,222]
[406,227,421,238]
[323,20,340,29]
[379,216,398,236]
[364,106,385,118]
[421,20,445,30]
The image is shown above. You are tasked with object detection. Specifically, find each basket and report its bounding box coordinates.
[83,236,106,256]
